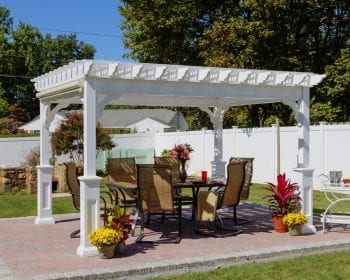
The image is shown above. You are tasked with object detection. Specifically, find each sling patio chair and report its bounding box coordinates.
[154,156,193,219]
[210,157,254,224]
[136,164,182,244]
[107,157,137,208]
[195,161,246,237]
[63,162,112,238]
[229,157,254,200]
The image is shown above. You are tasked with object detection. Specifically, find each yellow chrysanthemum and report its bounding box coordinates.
[282,213,308,227]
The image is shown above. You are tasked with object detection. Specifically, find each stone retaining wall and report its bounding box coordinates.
[0,165,68,194]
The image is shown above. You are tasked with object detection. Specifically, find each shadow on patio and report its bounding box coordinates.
[1,203,350,280]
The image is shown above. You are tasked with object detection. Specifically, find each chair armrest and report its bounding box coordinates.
[70,192,80,196]
[208,185,225,193]
[101,191,113,203]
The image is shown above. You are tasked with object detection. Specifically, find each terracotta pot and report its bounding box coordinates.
[272,214,288,233]
[288,225,302,236]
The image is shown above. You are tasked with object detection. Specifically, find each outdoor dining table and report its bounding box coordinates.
[172,179,226,220]
[108,179,225,222]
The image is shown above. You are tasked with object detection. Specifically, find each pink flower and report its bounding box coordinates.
[170,143,194,161]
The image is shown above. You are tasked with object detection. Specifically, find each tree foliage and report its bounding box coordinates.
[311,45,350,124]
[51,112,115,163]
[0,6,95,126]
[119,0,350,127]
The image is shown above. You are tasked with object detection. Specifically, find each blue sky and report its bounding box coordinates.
[0,0,130,61]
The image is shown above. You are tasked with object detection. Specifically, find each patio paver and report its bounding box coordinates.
[1,203,350,280]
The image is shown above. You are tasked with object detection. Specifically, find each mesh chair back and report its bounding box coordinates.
[63,162,80,210]
[107,157,136,183]
[154,156,180,181]
[137,164,173,213]
[221,161,246,207]
[229,157,254,200]
[107,158,136,202]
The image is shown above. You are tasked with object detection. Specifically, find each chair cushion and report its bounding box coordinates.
[196,191,219,222]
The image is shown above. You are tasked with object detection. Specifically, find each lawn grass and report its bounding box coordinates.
[151,250,350,280]
[0,191,78,218]
[1,182,349,218]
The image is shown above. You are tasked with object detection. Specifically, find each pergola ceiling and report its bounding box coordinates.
[32,60,326,108]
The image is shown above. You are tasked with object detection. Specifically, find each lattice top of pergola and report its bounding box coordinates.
[33,60,325,93]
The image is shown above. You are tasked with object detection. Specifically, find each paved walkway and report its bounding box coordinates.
[1,203,350,280]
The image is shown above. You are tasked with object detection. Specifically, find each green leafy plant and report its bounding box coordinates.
[264,173,301,216]
[51,112,115,163]
[160,149,171,157]
[101,205,133,242]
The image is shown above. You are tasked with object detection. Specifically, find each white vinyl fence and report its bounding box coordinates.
[1,123,349,186]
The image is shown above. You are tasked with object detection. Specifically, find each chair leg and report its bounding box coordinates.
[136,212,146,243]
[70,229,80,238]
[175,198,182,244]
[233,206,251,225]
[131,208,139,236]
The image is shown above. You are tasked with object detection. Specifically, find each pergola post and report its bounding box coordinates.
[292,88,316,234]
[35,101,55,225]
[77,79,101,257]
[200,107,227,179]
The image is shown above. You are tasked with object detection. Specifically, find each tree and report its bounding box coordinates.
[51,112,115,163]
[119,1,350,127]
[119,0,241,65]
[311,45,350,124]
[0,6,95,125]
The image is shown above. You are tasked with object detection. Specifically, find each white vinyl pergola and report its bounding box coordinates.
[32,60,325,257]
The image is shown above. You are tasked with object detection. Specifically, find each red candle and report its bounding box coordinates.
[201,170,207,182]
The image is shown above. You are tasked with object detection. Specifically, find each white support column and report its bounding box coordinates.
[319,121,327,177]
[292,88,316,234]
[35,101,55,225]
[77,79,101,257]
[231,126,238,157]
[200,107,227,179]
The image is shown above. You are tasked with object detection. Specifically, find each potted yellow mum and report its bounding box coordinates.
[89,227,121,258]
[282,213,308,236]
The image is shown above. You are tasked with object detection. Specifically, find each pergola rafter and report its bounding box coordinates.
[32,60,325,257]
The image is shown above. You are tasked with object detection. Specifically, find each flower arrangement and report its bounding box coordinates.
[89,228,121,249]
[264,173,301,216]
[282,213,308,227]
[89,205,133,251]
[170,143,194,161]
[101,205,133,242]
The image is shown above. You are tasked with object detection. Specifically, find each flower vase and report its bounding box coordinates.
[272,214,288,233]
[98,245,116,259]
[288,225,302,236]
[179,160,187,182]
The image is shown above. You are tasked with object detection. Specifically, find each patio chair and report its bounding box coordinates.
[63,162,111,238]
[154,156,193,216]
[136,164,182,244]
[107,157,137,208]
[195,161,245,236]
[216,161,247,227]
[229,157,254,200]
